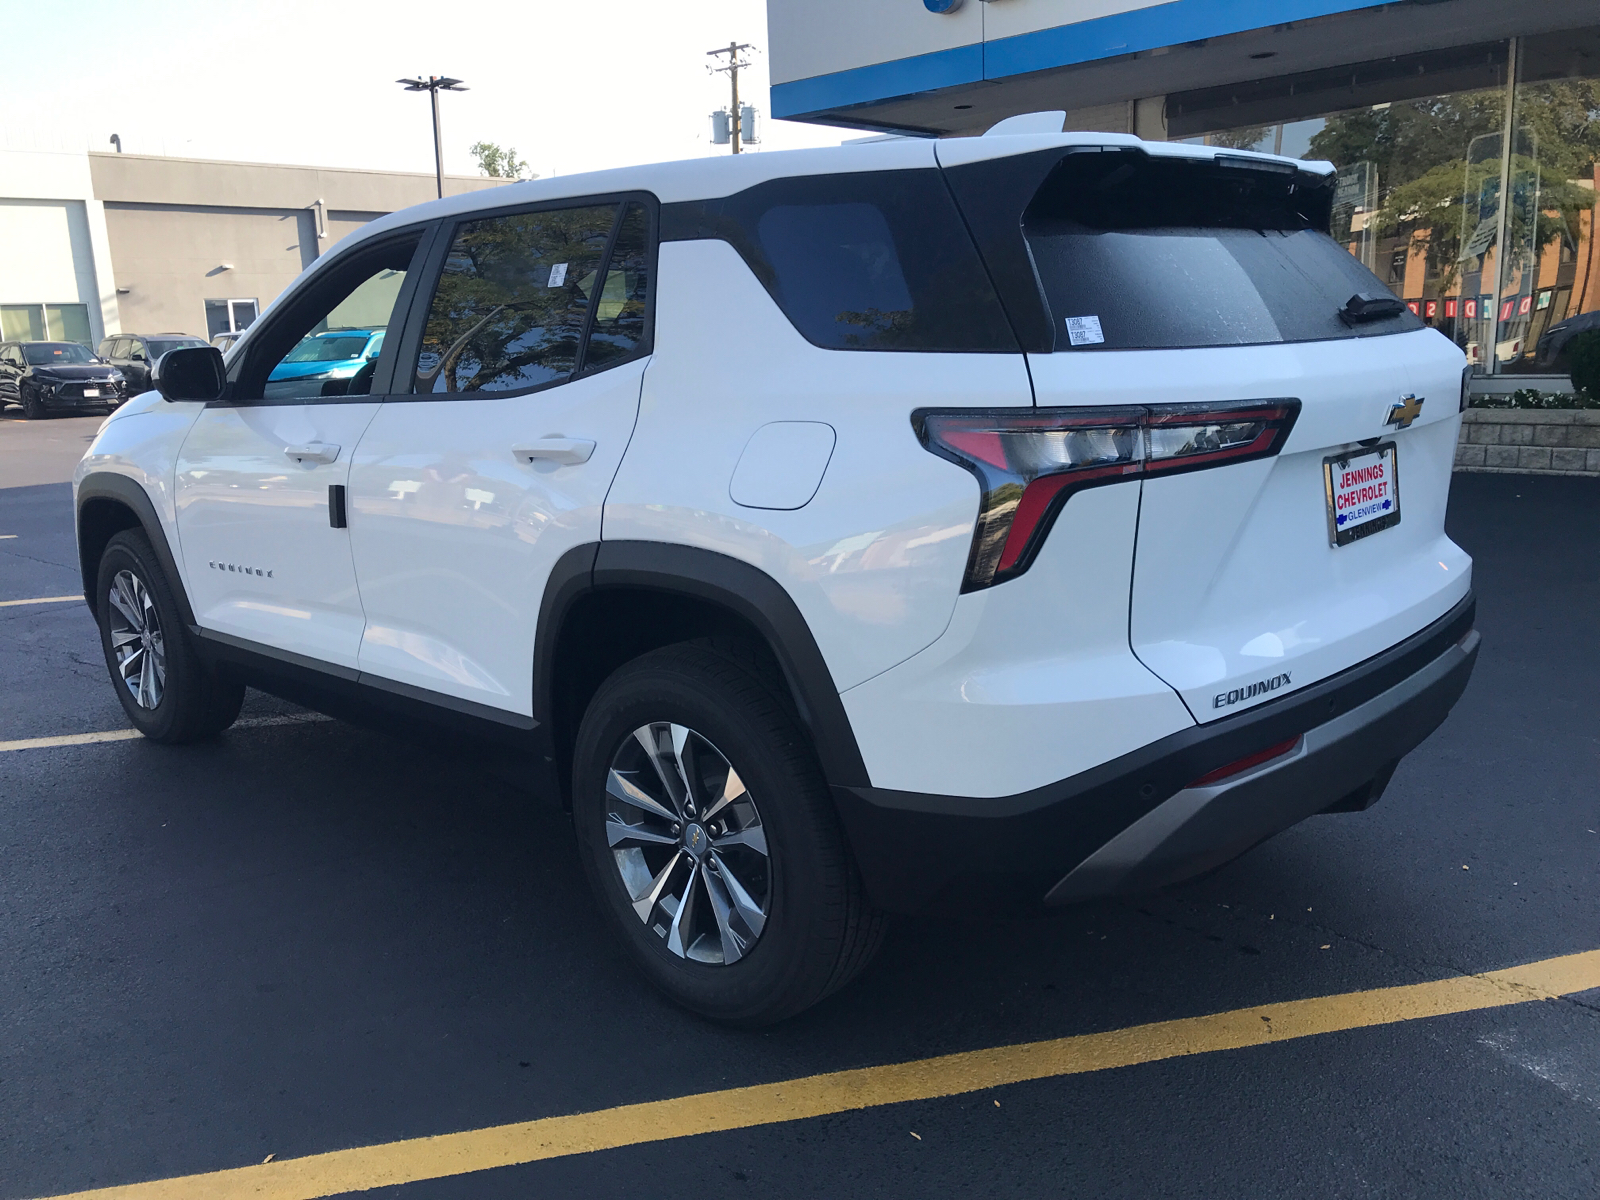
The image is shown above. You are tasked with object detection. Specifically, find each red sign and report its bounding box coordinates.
[1444,299,1458,318]
[1406,301,1421,315]
[1499,299,1514,321]
[1518,295,1532,315]
[1465,299,1477,318]
[1425,300,1438,318]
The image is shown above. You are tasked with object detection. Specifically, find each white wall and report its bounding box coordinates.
[0,149,119,344]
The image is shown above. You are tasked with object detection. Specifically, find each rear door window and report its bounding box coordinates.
[414,204,618,394]
[580,201,652,374]
[1021,150,1423,351]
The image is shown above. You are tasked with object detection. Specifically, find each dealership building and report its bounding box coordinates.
[0,148,501,351]
[768,0,1600,387]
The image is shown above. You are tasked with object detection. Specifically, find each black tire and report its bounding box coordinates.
[572,643,885,1025]
[20,384,46,420]
[96,529,244,743]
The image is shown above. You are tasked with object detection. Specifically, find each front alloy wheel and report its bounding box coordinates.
[95,528,244,742]
[607,722,770,965]
[107,568,165,709]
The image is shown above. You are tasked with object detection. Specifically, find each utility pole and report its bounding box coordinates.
[707,43,754,154]
[396,76,469,197]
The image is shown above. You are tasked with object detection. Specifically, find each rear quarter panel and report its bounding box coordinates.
[604,238,1034,692]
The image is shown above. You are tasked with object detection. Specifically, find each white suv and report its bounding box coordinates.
[75,131,1479,1023]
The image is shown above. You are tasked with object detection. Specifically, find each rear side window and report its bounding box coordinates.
[663,171,1017,353]
[1023,151,1422,351]
[582,201,651,373]
[416,204,616,394]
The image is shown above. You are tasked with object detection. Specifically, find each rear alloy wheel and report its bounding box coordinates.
[96,529,244,743]
[572,644,885,1025]
[606,722,771,965]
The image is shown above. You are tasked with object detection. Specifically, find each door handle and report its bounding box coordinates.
[284,442,340,465]
[512,437,595,466]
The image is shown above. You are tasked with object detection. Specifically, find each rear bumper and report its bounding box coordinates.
[832,593,1479,914]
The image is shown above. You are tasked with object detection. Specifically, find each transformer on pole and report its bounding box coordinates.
[707,43,758,153]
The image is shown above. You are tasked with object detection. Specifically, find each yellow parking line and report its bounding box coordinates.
[0,594,79,607]
[34,949,1600,1200]
[0,533,18,538]
[0,729,144,752]
[0,714,333,753]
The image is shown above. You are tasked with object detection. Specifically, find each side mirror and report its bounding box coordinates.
[131,351,146,362]
[151,345,227,402]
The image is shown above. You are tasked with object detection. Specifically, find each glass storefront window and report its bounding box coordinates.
[0,305,46,342]
[45,303,92,347]
[1502,29,1600,376]
[0,303,92,347]
[1181,30,1600,382]
[1196,75,1513,373]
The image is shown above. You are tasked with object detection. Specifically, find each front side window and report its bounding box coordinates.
[235,235,418,402]
[414,204,618,394]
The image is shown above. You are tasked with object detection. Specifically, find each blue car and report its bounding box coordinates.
[265,329,384,399]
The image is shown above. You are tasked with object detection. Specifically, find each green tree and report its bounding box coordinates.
[1209,124,1272,151]
[1306,85,1600,290]
[469,141,530,179]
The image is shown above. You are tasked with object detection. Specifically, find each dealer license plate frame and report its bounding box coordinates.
[1323,442,1401,547]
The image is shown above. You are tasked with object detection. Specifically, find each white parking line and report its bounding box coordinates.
[0,594,80,607]
[0,713,334,753]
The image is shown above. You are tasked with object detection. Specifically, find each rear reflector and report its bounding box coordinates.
[1189,736,1300,788]
[915,399,1300,590]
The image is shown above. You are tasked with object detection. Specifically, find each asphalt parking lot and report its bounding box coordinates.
[3,410,1598,1199]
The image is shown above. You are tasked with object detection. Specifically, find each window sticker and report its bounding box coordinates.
[547,262,569,288]
[1064,314,1104,347]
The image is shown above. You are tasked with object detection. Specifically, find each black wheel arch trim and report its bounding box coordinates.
[535,540,871,789]
[76,472,195,626]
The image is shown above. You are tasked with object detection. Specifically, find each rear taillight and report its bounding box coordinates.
[914,399,1300,591]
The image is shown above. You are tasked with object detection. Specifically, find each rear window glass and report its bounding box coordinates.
[1024,151,1422,350]
[663,171,1017,353]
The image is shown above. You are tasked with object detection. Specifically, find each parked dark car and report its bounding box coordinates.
[96,333,208,396]
[1535,309,1600,370]
[0,342,126,419]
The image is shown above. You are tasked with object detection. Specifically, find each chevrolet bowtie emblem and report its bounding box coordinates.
[1386,394,1424,429]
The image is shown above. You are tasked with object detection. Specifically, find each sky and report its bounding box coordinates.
[1,0,846,179]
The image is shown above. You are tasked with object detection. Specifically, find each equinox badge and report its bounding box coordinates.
[1214,672,1292,709]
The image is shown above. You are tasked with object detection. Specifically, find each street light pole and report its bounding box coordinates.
[396,76,469,198]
